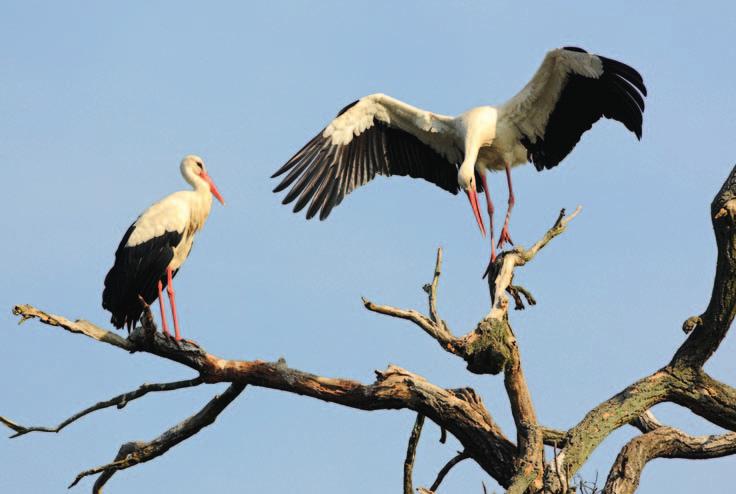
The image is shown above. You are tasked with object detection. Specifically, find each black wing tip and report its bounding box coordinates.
[562,46,588,53]
[272,182,290,193]
[562,47,648,98]
[600,56,647,97]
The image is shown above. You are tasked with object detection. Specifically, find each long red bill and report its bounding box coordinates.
[465,189,486,237]
[199,171,225,205]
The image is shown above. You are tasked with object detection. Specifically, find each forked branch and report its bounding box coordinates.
[71,383,246,493]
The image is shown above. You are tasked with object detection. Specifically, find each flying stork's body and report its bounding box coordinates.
[272,47,646,267]
[102,155,225,340]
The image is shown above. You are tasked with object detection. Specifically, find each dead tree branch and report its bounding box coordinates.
[488,207,581,319]
[426,451,470,493]
[404,414,426,494]
[0,377,203,438]
[544,165,736,492]
[603,427,736,494]
[7,166,736,493]
[71,383,246,492]
[9,303,517,488]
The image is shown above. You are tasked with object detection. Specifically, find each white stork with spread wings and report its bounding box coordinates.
[272,47,646,267]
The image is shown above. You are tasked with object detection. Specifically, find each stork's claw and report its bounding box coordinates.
[180,338,200,348]
[497,224,513,249]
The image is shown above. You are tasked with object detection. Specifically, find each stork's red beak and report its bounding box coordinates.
[465,188,486,237]
[199,171,225,205]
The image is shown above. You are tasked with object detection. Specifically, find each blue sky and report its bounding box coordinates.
[1,1,735,492]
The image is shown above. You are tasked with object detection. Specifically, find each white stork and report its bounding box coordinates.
[102,155,225,340]
[271,47,646,268]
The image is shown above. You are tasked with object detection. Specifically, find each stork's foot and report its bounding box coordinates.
[161,331,178,343]
[497,224,513,249]
[179,338,200,348]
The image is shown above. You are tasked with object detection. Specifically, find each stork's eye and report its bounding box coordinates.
[196,162,203,169]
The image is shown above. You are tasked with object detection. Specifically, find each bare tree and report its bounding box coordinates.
[4,166,736,494]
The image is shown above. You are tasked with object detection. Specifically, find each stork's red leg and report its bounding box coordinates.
[480,172,496,263]
[497,163,515,248]
[166,268,181,341]
[157,280,170,336]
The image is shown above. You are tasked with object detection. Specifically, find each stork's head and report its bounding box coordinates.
[181,155,225,205]
[458,165,486,236]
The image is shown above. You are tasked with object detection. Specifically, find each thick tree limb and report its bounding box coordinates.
[603,427,736,494]
[70,383,246,492]
[0,377,202,438]
[672,165,736,368]
[10,304,517,487]
[504,354,544,493]
[668,368,736,432]
[543,371,673,492]
[404,414,425,494]
[546,166,736,492]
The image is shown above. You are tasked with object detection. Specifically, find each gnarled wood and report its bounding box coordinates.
[603,427,736,494]
[6,167,736,493]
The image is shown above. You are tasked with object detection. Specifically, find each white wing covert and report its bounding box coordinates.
[272,94,464,220]
[499,47,647,170]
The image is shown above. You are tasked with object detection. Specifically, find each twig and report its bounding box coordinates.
[428,451,470,492]
[423,248,443,325]
[404,414,425,494]
[506,284,536,310]
[0,377,203,438]
[364,246,457,353]
[12,304,134,351]
[69,383,246,491]
[553,442,568,493]
[488,207,581,319]
[362,302,457,355]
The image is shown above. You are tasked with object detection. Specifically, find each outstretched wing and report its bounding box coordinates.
[271,94,464,220]
[499,47,647,170]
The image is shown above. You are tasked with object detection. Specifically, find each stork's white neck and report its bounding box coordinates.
[182,167,207,192]
[456,106,498,188]
[180,168,213,230]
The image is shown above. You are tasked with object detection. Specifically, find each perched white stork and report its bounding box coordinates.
[102,155,225,340]
[272,47,646,268]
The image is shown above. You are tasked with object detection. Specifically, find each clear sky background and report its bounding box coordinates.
[1,1,735,492]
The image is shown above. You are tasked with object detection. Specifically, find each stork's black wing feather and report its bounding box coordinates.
[272,106,463,220]
[521,47,647,170]
[102,224,182,330]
